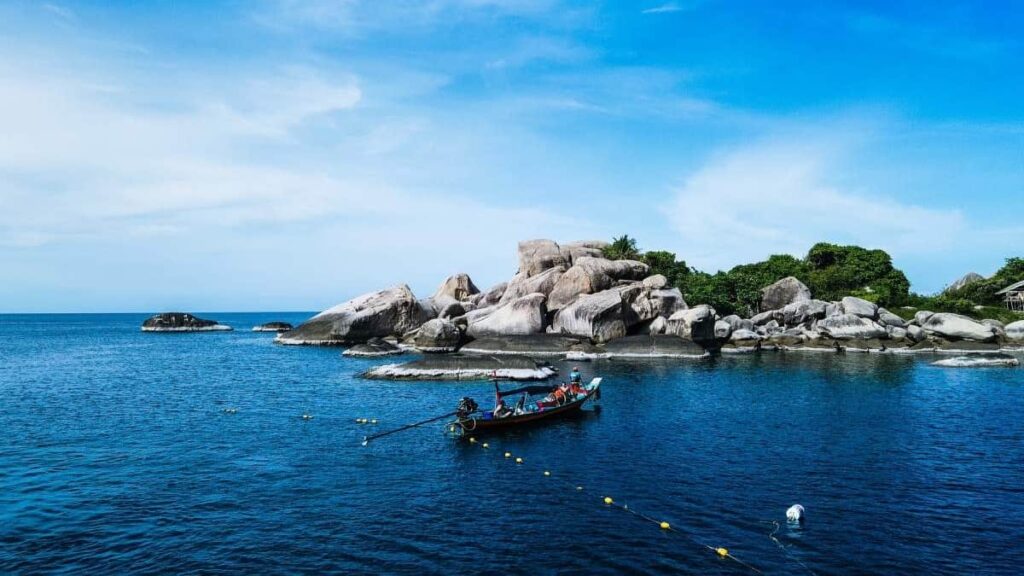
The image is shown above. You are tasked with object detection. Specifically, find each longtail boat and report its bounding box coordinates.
[450,377,602,435]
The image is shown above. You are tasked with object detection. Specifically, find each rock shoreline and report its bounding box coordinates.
[268,239,1022,376]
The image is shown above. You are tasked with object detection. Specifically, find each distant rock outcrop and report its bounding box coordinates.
[252,321,293,333]
[944,272,985,293]
[142,313,232,332]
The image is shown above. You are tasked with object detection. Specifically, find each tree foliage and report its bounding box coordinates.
[603,238,916,316]
[602,235,640,261]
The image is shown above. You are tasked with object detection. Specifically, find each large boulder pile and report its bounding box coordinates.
[280,238,1024,357]
[281,239,699,356]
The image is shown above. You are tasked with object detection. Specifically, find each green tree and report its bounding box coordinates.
[641,250,692,287]
[603,235,641,261]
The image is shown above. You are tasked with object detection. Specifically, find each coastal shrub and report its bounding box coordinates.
[803,243,910,305]
[601,236,1022,319]
[641,250,693,288]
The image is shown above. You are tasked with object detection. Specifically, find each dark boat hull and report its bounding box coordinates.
[457,378,601,434]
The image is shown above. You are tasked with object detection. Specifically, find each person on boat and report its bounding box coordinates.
[570,367,582,384]
[493,382,511,418]
[493,400,512,419]
[514,393,528,415]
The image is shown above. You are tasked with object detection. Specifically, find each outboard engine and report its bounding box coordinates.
[456,397,478,418]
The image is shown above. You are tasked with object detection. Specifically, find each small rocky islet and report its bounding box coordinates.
[141,312,232,332]
[268,239,1023,378]
[251,321,294,333]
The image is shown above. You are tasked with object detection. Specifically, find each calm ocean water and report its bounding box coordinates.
[1,313,1022,575]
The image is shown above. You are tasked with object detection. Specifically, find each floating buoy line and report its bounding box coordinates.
[463,436,766,574]
[217,408,811,573]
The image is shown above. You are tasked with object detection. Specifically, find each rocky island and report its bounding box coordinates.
[276,239,1024,378]
[251,321,294,333]
[141,312,232,332]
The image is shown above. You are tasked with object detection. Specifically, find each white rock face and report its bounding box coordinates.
[667,304,717,342]
[761,276,811,311]
[877,308,906,328]
[500,266,564,304]
[649,287,687,318]
[730,328,762,342]
[551,287,636,343]
[478,282,508,307]
[559,240,608,265]
[517,239,569,277]
[649,316,668,335]
[840,296,878,319]
[817,314,887,340]
[279,284,429,345]
[414,318,462,352]
[906,324,926,342]
[642,274,668,289]
[466,293,547,338]
[548,257,650,310]
[886,326,908,340]
[432,273,479,302]
[914,310,935,325]
[781,299,828,326]
[921,313,998,342]
[1005,320,1024,341]
[714,320,733,339]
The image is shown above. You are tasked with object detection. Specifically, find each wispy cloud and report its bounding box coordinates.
[642,3,687,15]
[662,125,965,273]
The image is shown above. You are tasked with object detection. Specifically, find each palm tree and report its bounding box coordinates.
[603,235,640,260]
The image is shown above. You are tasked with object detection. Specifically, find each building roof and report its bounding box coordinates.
[996,279,1024,295]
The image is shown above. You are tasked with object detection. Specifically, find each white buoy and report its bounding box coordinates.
[786,504,805,523]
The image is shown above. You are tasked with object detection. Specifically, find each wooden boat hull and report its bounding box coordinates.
[457,378,601,434]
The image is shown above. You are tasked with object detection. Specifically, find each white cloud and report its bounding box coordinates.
[642,3,686,15]
[662,132,965,272]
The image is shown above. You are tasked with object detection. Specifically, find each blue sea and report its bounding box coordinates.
[1,313,1022,575]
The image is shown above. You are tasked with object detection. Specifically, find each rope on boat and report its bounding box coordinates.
[468,438,764,575]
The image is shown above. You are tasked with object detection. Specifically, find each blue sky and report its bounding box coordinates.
[1,0,1022,312]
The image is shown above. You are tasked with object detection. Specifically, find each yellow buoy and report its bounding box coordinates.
[716,548,729,558]
[482,443,489,448]
[504,452,512,458]
[660,521,670,530]
[544,471,550,476]
[603,497,613,505]
[469,437,476,443]
[515,457,523,464]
